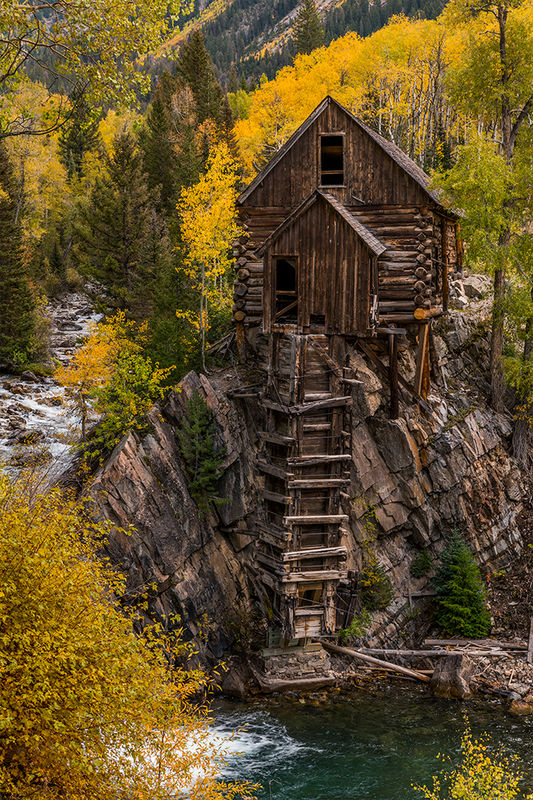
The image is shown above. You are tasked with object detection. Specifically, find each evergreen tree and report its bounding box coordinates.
[0,144,36,364]
[178,390,226,516]
[292,0,324,56]
[433,532,491,638]
[58,88,100,181]
[139,72,182,218]
[76,132,169,319]
[177,31,227,126]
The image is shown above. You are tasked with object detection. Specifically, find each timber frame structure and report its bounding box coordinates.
[232,96,461,643]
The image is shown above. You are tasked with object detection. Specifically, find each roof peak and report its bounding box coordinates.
[238,95,443,208]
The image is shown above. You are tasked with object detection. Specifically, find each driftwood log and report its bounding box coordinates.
[323,642,430,683]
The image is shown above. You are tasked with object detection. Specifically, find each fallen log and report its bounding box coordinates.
[251,669,337,693]
[323,642,430,683]
[423,638,526,650]
[359,648,509,658]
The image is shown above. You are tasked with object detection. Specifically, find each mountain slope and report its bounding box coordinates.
[161,0,448,83]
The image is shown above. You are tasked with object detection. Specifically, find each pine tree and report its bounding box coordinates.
[292,0,324,56]
[433,532,491,638]
[0,144,36,364]
[77,132,169,319]
[139,72,182,218]
[58,88,100,181]
[178,390,226,515]
[177,31,227,126]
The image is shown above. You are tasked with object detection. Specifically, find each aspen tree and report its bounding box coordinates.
[177,142,241,372]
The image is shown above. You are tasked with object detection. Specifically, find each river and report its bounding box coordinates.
[213,687,533,799]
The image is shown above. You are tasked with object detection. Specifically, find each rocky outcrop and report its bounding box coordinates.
[87,296,530,664]
[430,654,475,699]
[88,370,260,664]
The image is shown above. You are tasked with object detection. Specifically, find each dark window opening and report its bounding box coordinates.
[274,257,298,323]
[320,134,344,186]
[310,313,325,327]
[298,584,323,607]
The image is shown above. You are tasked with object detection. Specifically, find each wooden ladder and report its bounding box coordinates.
[256,332,351,641]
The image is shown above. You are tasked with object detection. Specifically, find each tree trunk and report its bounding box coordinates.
[512,317,533,467]
[200,262,206,373]
[490,267,506,413]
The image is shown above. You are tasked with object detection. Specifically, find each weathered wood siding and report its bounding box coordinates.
[243,103,430,208]
[263,196,376,335]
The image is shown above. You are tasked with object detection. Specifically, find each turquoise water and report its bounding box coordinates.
[213,687,533,799]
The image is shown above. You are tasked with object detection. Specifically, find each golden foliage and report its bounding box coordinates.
[415,726,533,800]
[0,472,258,800]
[177,141,242,366]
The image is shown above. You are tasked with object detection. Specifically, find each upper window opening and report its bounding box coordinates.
[320,134,344,187]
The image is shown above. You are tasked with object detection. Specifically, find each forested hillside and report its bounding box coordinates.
[163,0,447,83]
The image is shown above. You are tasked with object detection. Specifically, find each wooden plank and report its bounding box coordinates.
[423,638,527,650]
[323,642,430,683]
[388,331,399,420]
[288,478,349,488]
[287,454,351,466]
[282,546,347,561]
[292,396,352,415]
[259,488,292,505]
[414,322,430,397]
[258,430,295,445]
[281,570,348,582]
[528,617,533,665]
[283,514,349,524]
[256,460,294,480]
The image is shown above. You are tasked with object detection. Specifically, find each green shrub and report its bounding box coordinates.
[433,531,491,638]
[178,390,226,516]
[359,557,393,611]
[410,548,433,579]
[338,609,371,644]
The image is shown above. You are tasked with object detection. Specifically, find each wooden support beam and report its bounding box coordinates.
[259,488,292,505]
[256,460,294,480]
[292,396,352,415]
[414,322,430,399]
[287,454,352,466]
[288,478,350,489]
[282,546,347,561]
[258,430,295,445]
[281,569,348,583]
[356,340,432,413]
[388,331,399,420]
[283,514,349,525]
[323,642,430,683]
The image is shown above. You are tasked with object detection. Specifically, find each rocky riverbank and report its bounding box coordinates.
[0,292,100,477]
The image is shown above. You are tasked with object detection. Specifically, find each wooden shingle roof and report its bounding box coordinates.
[256,189,388,257]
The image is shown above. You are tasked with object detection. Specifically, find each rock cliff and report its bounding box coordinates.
[89,290,530,662]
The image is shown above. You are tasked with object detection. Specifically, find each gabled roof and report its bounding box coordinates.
[238,95,443,208]
[256,189,388,258]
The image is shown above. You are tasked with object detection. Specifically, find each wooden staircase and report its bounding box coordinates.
[256,333,351,641]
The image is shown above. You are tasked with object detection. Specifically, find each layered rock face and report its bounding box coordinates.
[89,300,528,658]
[89,371,259,663]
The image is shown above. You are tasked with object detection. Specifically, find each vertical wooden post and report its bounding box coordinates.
[414,323,430,398]
[235,319,246,363]
[441,217,449,314]
[527,616,533,665]
[388,332,399,420]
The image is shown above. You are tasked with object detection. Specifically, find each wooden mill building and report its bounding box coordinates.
[232,96,461,643]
